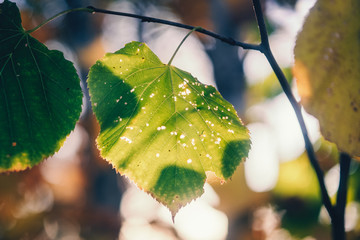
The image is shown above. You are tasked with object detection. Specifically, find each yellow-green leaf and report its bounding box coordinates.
[293,0,360,157]
[87,41,250,216]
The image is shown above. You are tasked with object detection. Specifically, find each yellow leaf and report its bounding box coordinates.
[293,0,360,157]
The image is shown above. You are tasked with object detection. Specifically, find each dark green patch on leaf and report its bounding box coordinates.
[152,165,205,215]
[221,140,250,178]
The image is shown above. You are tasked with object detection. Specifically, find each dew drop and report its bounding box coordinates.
[156,153,160,157]
[187,159,192,164]
[180,134,185,139]
[120,136,132,143]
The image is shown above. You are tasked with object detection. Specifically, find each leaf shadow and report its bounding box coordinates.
[90,64,140,132]
[221,139,250,178]
[151,165,205,212]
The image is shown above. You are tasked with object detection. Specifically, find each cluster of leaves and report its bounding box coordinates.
[0,0,250,217]
[1,0,359,225]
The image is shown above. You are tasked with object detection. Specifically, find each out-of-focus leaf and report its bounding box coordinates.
[87,41,250,217]
[293,0,360,157]
[248,67,292,105]
[273,154,322,237]
[274,154,320,199]
[0,0,83,172]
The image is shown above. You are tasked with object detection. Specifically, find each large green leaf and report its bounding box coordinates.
[0,0,83,171]
[88,41,250,216]
[293,0,360,157]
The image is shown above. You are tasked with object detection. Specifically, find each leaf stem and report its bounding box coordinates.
[167,27,201,65]
[251,0,335,218]
[26,8,93,34]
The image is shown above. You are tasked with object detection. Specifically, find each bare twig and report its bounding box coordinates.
[332,152,351,239]
[251,0,334,218]
[86,6,260,51]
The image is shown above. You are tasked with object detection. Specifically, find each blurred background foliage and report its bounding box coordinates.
[1,0,360,239]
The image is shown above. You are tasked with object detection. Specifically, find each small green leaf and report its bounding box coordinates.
[0,1,83,171]
[88,41,250,216]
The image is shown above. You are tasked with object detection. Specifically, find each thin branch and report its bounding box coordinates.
[332,152,351,239]
[252,0,269,50]
[337,153,351,214]
[26,5,260,51]
[86,6,260,51]
[251,0,334,218]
